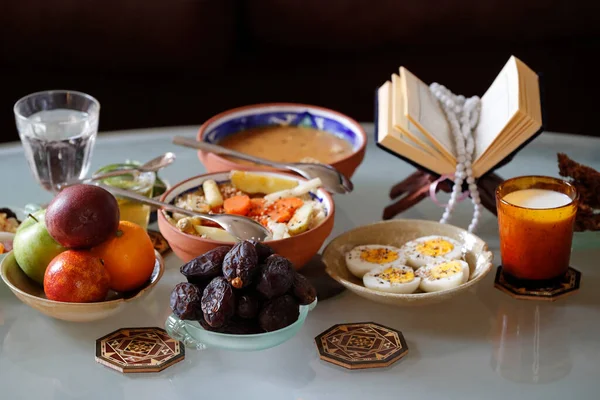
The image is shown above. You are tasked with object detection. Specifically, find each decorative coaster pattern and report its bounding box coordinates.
[315,322,408,370]
[494,266,581,301]
[96,327,184,373]
[147,230,171,256]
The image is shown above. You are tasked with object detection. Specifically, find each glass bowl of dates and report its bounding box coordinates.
[165,240,318,351]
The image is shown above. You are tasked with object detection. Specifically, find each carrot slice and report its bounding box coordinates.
[276,197,304,210]
[268,197,304,223]
[248,198,266,217]
[0,243,4,254]
[223,195,251,216]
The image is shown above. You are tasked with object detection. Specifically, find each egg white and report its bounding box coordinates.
[345,244,406,279]
[363,264,420,294]
[401,235,463,268]
[416,260,470,293]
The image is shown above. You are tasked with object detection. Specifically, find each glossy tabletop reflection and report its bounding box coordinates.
[1,125,599,400]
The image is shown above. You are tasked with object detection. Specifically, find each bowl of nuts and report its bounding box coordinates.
[165,240,318,351]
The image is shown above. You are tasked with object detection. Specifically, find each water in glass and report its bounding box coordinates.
[17,108,98,192]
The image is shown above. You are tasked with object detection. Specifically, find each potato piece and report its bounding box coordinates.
[202,179,224,207]
[230,171,298,194]
[193,225,238,243]
[176,217,196,235]
[286,203,313,235]
[264,178,322,202]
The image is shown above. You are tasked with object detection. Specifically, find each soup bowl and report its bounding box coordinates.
[157,171,335,268]
[196,103,368,179]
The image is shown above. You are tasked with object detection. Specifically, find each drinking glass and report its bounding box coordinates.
[14,90,100,192]
[95,164,156,230]
[496,176,578,283]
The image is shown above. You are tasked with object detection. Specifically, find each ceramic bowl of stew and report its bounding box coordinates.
[157,171,335,269]
[196,103,368,179]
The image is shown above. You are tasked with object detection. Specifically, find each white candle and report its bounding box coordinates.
[502,189,572,209]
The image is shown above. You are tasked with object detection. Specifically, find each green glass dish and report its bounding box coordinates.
[165,299,317,351]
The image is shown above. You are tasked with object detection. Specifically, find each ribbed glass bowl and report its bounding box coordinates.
[165,299,317,351]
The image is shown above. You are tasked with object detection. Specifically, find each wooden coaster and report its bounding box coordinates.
[95,327,184,373]
[147,230,171,256]
[315,322,408,370]
[494,266,581,301]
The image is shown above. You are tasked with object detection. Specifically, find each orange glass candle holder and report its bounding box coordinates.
[496,176,578,282]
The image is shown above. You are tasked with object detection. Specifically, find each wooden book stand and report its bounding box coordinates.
[382,170,505,220]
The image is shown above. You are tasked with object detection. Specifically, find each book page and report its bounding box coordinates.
[391,73,443,157]
[377,81,455,176]
[401,67,456,163]
[472,56,542,177]
[472,56,520,162]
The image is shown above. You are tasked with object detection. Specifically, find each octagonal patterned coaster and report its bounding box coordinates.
[96,327,184,373]
[494,266,581,301]
[147,230,171,256]
[315,322,408,370]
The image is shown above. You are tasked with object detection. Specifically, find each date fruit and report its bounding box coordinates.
[201,277,236,328]
[222,241,259,289]
[170,282,203,321]
[181,246,232,285]
[249,240,275,262]
[256,255,294,299]
[223,317,262,334]
[258,295,300,332]
[236,294,260,319]
[291,273,317,305]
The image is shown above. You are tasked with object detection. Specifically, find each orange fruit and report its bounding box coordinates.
[91,221,155,292]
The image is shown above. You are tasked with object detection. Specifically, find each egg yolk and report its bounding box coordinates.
[416,239,454,256]
[375,267,415,283]
[426,261,463,279]
[360,248,399,264]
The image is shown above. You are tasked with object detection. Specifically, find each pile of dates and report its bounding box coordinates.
[169,240,317,334]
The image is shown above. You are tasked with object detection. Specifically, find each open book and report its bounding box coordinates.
[376,56,543,178]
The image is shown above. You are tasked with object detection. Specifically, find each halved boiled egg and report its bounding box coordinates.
[363,265,420,294]
[345,245,406,279]
[415,260,470,293]
[401,235,463,268]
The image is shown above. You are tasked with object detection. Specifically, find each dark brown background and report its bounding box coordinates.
[1,0,599,143]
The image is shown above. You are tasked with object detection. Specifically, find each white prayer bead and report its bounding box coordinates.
[430,83,482,233]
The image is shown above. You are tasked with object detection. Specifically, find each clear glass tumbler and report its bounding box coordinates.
[14,90,100,192]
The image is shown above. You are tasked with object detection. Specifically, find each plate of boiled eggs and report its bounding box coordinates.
[322,219,494,306]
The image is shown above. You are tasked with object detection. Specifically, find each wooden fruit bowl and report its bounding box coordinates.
[0,250,164,322]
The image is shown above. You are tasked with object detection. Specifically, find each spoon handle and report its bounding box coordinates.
[90,169,140,181]
[92,182,219,224]
[172,136,288,170]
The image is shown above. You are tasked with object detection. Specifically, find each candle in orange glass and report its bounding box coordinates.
[496,176,578,281]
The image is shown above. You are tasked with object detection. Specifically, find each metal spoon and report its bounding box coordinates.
[92,182,271,242]
[172,136,353,194]
[90,152,177,181]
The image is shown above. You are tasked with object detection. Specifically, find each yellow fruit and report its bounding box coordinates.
[230,171,298,194]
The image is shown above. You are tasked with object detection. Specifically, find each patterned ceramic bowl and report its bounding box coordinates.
[322,219,494,306]
[157,171,335,268]
[165,299,317,351]
[196,103,368,179]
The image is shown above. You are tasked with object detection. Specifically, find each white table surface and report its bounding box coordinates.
[1,125,599,400]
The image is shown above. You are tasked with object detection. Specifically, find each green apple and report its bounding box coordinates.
[13,210,67,285]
